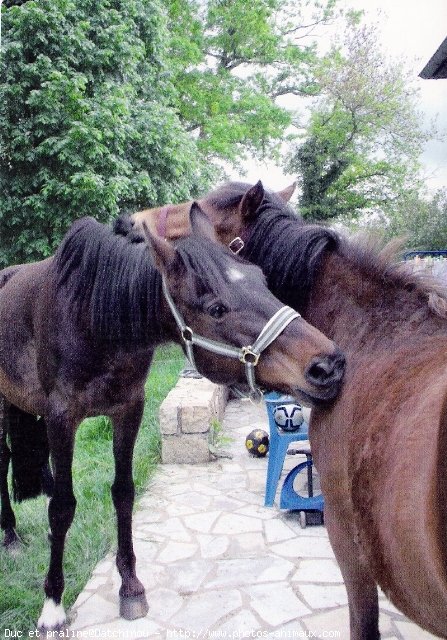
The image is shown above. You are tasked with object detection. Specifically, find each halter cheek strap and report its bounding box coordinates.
[161,277,300,400]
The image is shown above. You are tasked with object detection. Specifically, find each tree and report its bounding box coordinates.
[165,0,339,163]
[286,19,430,222]
[385,189,447,251]
[0,0,212,266]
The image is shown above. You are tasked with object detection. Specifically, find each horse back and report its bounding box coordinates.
[0,264,25,289]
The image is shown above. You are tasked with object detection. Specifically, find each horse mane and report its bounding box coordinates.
[53,217,164,345]
[53,217,245,346]
[207,182,447,319]
[353,234,447,319]
[245,214,339,312]
[207,183,340,311]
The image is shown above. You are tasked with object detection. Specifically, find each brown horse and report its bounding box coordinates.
[119,182,447,638]
[0,202,345,632]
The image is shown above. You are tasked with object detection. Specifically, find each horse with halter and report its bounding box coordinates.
[0,202,345,632]
[119,181,447,638]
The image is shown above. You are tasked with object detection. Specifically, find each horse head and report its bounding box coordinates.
[200,179,296,249]
[143,202,345,407]
[113,180,295,248]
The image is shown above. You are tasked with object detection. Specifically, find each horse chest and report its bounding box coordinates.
[70,351,152,417]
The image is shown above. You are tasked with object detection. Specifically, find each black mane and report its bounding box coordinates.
[242,193,339,312]
[53,217,245,346]
[54,217,164,345]
[209,183,447,318]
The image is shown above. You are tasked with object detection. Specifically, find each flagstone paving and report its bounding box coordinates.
[70,398,438,639]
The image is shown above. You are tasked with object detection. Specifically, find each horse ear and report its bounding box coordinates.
[142,221,176,272]
[189,202,216,241]
[239,180,264,222]
[276,182,296,203]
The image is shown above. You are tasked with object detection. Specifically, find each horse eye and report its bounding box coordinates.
[208,302,228,319]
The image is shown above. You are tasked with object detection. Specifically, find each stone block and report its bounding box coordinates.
[159,377,229,464]
[159,402,180,435]
[161,433,211,464]
[181,404,212,433]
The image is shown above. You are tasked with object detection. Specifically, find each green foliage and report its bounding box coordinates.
[4,0,434,262]
[0,0,344,265]
[209,417,232,458]
[0,0,212,266]
[287,21,428,222]
[385,190,447,251]
[166,0,339,163]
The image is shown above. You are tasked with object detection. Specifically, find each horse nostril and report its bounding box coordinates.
[309,360,333,378]
[307,360,333,384]
[306,351,346,387]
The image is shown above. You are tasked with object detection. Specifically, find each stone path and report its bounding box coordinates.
[70,398,437,640]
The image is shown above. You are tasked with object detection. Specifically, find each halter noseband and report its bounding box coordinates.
[162,277,300,400]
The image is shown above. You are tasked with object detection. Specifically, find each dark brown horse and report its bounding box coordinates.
[120,182,447,638]
[0,202,345,632]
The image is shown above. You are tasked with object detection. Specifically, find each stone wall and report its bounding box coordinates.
[158,377,228,464]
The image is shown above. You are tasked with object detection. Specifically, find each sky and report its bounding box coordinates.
[232,0,447,195]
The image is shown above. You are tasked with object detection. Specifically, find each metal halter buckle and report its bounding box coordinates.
[228,237,245,254]
[239,347,260,366]
[182,327,193,342]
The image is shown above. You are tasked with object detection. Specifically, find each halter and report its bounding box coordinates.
[228,226,255,255]
[228,236,245,254]
[162,277,301,400]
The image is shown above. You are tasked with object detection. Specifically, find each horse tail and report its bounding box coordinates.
[8,404,53,502]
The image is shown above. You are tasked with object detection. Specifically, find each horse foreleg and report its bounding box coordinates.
[110,398,148,620]
[325,505,380,640]
[0,398,19,549]
[37,411,77,632]
[39,417,54,498]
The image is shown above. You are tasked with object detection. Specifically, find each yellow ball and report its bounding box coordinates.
[245,429,269,457]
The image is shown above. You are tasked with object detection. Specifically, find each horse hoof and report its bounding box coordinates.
[37,599,67,634]
[120,594,149,620]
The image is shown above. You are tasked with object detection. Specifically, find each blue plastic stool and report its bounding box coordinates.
[264,392,311,507]
[280,452,324,523]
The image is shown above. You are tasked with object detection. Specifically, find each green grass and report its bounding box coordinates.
[0,344,184,634]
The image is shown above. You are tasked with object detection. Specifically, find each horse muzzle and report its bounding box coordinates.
[300,349,346,406]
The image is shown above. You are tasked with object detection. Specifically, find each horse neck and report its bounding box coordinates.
[304,250,447,353]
